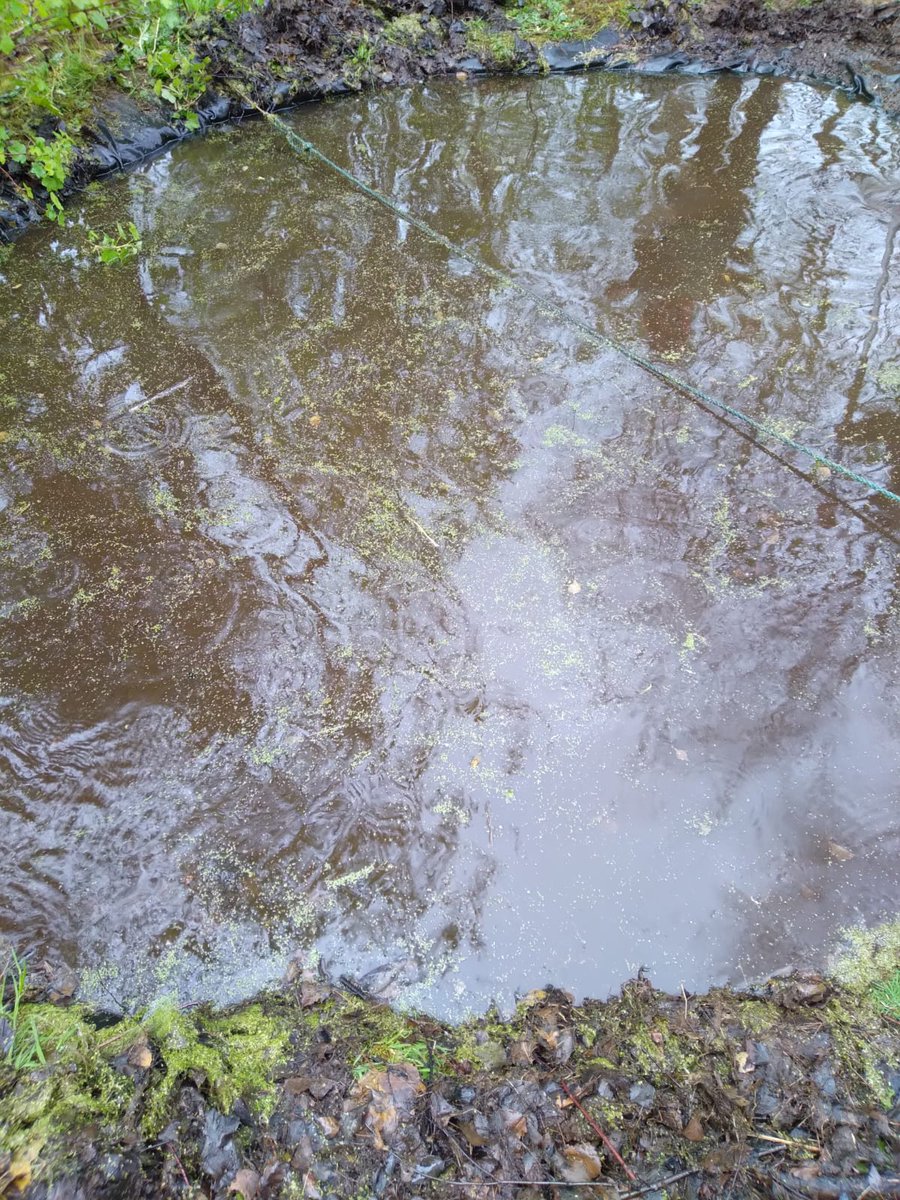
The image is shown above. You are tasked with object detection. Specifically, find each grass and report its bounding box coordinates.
[0,951,46,1071]
[873,970,900,1021]
[502,0,635,43]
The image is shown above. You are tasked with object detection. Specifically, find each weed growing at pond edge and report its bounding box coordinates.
[873,971,900,1020]
[86,220,142,264]
[0,951,46,1071]
[0,0,264,211]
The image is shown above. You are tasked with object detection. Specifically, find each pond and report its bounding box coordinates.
[1,70,898,1019]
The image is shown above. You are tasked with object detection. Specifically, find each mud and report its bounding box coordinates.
[2,954,900,1200]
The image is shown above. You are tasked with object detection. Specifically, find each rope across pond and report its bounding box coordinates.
[261,105,900,506]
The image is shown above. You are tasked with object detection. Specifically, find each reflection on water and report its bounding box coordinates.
[0,72,898,1017]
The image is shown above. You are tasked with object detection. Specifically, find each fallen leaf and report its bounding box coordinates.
[470,756,480,769]
[127,1037,153,1069]
[455,1113,490,1148]
[317,1116,339,1138]
[283,1075,317,1096]
[351,1063,424,1150]
[228,1167,260,1199]
[674,747,688,762]
[827,840,854,862]
[791,1164,822,1180]
[561,1143,603,1183]
[502,1110,527,1138]
[683,1115,704,1142]
[509,1039,535,1067]
[309,413,321,429]
[299,979,331,1008]
[567,579,582,595]
[735,1051,754,1074]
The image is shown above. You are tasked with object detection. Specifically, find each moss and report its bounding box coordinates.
[0,998,291,1180]
[822,999,895,1110]
[141,1000,291,1132]
[830,920,900,994]
[0,1004,139,1169]
[464,19,521,67]
[384,13,439,46]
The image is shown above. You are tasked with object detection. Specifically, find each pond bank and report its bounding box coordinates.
[1,0,898,239]
[2,932,900,1199]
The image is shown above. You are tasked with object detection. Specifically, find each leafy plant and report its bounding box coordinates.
[86,220,142,263]
[513,0,584,41]
[0,129,73,222]
[0,950,46,1071]
[145,43,209,126]
[0,0,266,219]
[352,1031,445,1081]
[345,31,376,83]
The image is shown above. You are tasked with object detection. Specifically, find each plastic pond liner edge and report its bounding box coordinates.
[1,3,898,243]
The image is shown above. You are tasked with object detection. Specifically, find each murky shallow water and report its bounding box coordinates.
[1,72,899,1018]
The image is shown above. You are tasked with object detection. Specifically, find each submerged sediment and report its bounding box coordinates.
[2,942,900,1199]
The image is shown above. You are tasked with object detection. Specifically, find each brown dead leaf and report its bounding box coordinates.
[302,1170,322,1199]
[682,1115,705,1142]
[470,756,480,769]
[228,1168,260,1199]
[351,1063,424,1150]
[561,1143,603,1183]
[127,1038,153,1070]
[827,840,854,862]
[317,1116,339,1138]
[791,1164,822,1180]
[509,1039,535,1067]
[299,979,331,1007]
[284,1075,316,1096]
[502,1111,527,1138]
[735,1051,754,1074]
[456,1118,489,1148]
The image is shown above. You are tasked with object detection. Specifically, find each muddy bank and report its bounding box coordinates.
[3,937,900,1200]
[1,0,898,238]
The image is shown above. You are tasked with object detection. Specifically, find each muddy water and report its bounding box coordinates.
[1,72,899,1017]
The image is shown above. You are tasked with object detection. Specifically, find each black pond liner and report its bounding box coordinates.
[0,29,894,241]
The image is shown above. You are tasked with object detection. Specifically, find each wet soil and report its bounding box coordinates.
[1,0,898,237]
[2,963,900,1200]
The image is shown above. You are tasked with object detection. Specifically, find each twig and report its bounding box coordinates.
[442,1147,786,1192]
[168,1145,190,1189]
[560,1081,637,1182]
[750,1132,820,1151]
[118,376,192,418]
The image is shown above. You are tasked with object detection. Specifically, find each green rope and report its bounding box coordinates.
[268,110,900,506]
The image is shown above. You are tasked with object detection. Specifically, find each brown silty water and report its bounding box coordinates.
[0,71,898,1018]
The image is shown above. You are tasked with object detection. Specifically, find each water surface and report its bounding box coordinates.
[1,71,899,1017]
